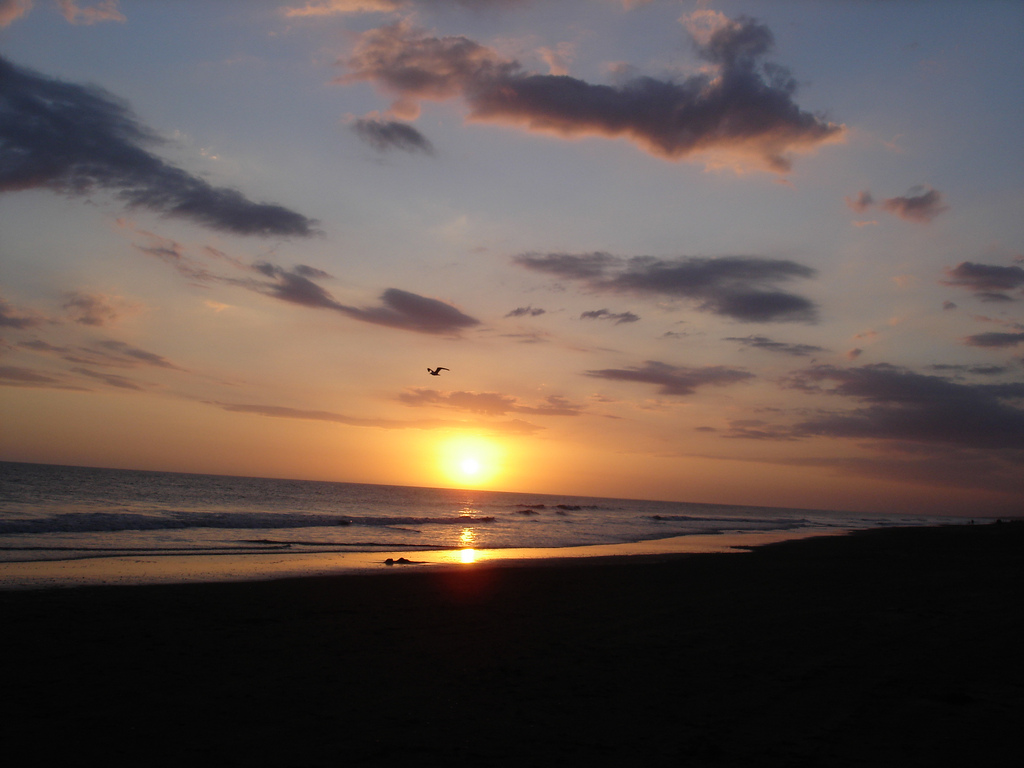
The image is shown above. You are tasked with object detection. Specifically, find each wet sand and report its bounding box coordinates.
[2,522,1021,766]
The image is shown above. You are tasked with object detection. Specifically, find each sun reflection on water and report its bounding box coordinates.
[460,548,477,564]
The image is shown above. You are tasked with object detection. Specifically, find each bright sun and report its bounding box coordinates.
[438,435,502,487]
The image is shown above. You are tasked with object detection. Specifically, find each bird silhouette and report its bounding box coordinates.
[427,367,449,376]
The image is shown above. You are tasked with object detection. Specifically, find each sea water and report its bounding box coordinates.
[0,461,969,568]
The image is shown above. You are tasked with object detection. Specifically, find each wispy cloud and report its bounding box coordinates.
[580,308,639,325]
[516,251,818,323]
[121,225,480,335]
[586,360,754,396]
[1,0,125,28]
[846,185,947,223]
[0,55,317,236]
[57,0,124,25]
[213,400,543,434]
[505,305,545,318]
[399,388,583,416]
[352,117,435,154]
[61,290,140,326]
[338,13,844,173]
[724,334,826,357]
[881,186,948,223]
[0,294,47,329]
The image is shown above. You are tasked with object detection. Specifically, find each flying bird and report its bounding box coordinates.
[427,367,449,376]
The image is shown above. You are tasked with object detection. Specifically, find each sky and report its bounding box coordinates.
[2,0,1023,516]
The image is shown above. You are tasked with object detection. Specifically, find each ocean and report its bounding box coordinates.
[1,461,971,574]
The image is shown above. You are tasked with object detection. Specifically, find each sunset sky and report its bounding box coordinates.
[2,0,1023,515]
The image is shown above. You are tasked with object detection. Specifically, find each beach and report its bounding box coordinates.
[2,522,1021,766]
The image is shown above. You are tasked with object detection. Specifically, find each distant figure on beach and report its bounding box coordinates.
[427,367,449,376]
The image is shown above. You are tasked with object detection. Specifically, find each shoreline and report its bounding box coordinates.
[1,520,1020,765]
[0,528,846,590]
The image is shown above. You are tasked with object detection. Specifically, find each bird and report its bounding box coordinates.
[427,367,449,376]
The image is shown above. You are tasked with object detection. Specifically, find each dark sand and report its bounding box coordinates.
[2,522,1021,766]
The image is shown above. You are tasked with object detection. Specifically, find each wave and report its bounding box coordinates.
[0,511,496,536]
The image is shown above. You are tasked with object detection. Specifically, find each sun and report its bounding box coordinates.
[437,435,502,487]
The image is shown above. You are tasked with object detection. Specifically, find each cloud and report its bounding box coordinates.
[0,0,31,27]
[788,364,1024,450]
[92,340,182,370]
[964,332,1024,349]
[0,294,46,329]
[505,305,545,318]
[121,226,480,336]
[929,364,1010,377]
[399,388,583,416]
[724,334,825,357]
[245,264,481,335]
[342,288,480,334]
[516,251,818,323]
[61,290,139,326]
[943,261,1024,302]
[56,0,124,25]
[0,364,62,387]
[1,0,124,27]
[880,186,947,223]
[71,366,146,390]
[213,400,543,434]
[580,308,639,325]
[284,0,524,17]
[845,185,947,223]
[844,190,873,213]
[0,55,317,236]
[586,360,754,396]
[338,14,845,173]
[352,117,435,154]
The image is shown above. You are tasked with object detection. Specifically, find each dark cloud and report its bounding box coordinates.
[505,305,545,318]
[342,288,480,335]
[964,332,1024,348]
[399,388,582,416]
[251,262,340,309]
[250,266,480,335]
[943,261,1024,302]
[724,334,826,357]
[586,360,754,396]
[0,294,45,329]
[339,15,844,172]
[516,251,818,323]
[580,308,639,325]
[788,364,1024,450]
[353,117,434,154]
[0,55,317,236]
[880,186,947,223]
